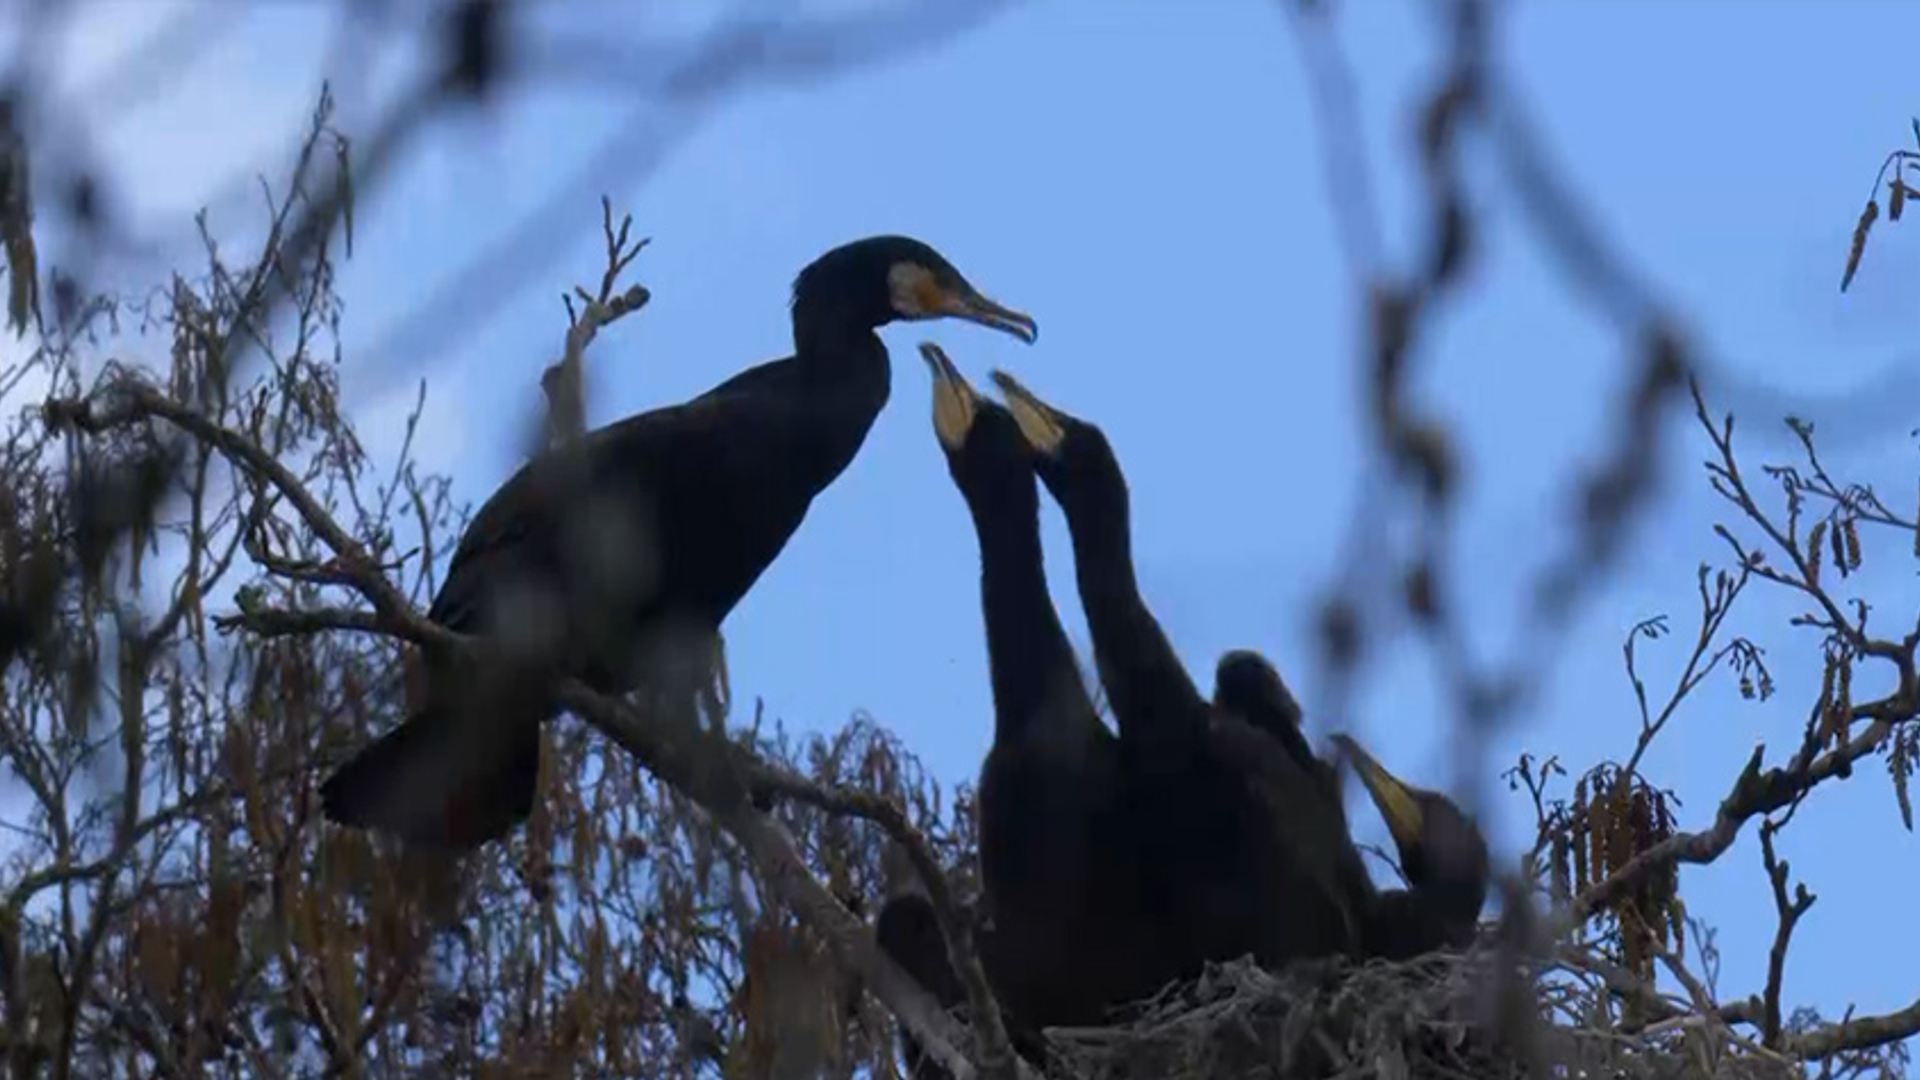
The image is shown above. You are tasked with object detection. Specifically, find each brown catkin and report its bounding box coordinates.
[1842,198,1877,292]
[1551,832,1572,904]
[1608,776,1634,878]
[1587,778,1609,885]
[1572,777,1591,891]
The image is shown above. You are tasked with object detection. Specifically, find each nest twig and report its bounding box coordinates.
[1037,951,1801,1080]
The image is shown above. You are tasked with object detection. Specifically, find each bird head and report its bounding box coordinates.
[985,369,1129,524]
[1330,733,1490,918]
[1212,649,1305,737]
[792,235,1037,343]
[920,343,1039,515]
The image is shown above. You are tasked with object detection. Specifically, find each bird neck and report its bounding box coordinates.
[1414,861,1488,936]
[785,315,892,477]
[1362,880,1481,959]
[1057,497,1207,747]
[791,300,885,369]
[1062,497,1143,622]
[971,494,1085,743]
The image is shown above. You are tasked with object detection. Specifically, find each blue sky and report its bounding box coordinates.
[10,0,1920,1049]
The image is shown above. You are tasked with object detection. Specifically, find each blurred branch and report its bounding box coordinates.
[43,377,415,626]
[348,0,1023,411]
[1789,997,1920,1059]
[739,759,1019,1080]
[540,196,651,448]
[212,603,382,638]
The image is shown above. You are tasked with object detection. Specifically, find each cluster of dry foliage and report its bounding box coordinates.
[0,3,1917,1077]
[0,96,998,1078]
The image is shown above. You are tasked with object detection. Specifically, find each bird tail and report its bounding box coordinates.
[319,691,543,851]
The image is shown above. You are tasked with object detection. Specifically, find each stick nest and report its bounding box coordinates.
[1035,950,1800,1080]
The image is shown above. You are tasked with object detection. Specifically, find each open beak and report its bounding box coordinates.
[919,342,978,451]
[942,288,1038,345]
[987,369,1066,455]
[1330,733,1425,852]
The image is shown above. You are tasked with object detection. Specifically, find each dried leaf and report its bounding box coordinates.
[335,132,355,259]
[1816,653,1837,736]
[1550,831,1571,905]
[1837,658,1854,738]
[1629,787,1653,861]
[1892,728,1915,832]
[1842,197,1879,292]
[1606,773,1634,879]
[1572,777,1591,893]
[4,229,36,337]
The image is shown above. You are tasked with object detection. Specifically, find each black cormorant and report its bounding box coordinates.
[1208,649,1379,955]
[321,236,1037,849]
[1210,639,1491,963]
[873,849,968,1080]
[872,844,1051,1080]
[919,344,1148,1024]
[988,369,1362,977]
[1212,648,1319,780]
[1331,733,1491,960]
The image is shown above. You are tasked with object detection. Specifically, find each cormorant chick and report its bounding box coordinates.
[1209,649,1377,954]
[1331,733,1491,960]
[921,343,1140,1029]
[1213,648,1319,782]
[873,345,1158,1080]
[990,368,1364,978]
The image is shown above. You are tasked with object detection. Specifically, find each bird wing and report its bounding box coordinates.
[426,357,802,634]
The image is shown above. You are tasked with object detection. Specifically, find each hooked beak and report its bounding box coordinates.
[919,342,978,451]
[987,369,1065,456]
[1330,733,1425,852]
[942,288,1038,345]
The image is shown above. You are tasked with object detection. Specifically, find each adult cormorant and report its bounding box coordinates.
[322,236,1037,849]
[988,370,1361,976]
[1331,733,1491,960]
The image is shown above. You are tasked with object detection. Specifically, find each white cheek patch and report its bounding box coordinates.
[888,263,934,317]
